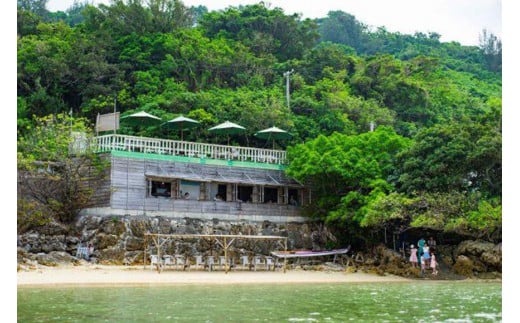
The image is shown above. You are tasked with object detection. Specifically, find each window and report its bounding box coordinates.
[237,185,253,202]
[217,184,227,201]
[288,188,299,206]
[263,187,278,203]
[179,180,200,200]
[151,181,171,197]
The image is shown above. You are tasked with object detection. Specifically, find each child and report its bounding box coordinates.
[409,244,418,268]
[422,243,431,267]
[430,252,438,276]
[420,255,426,277]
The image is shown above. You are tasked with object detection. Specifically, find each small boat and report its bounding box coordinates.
[271,246,350,261]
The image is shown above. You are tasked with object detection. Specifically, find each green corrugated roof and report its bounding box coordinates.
[110,150,287,171]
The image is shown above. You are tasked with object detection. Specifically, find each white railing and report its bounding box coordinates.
[91,134,288,165]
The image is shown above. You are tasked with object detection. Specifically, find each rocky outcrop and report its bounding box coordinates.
[343,240,502,280]
[450,240,501,278]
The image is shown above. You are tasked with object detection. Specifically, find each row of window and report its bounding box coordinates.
[149,180,300,206]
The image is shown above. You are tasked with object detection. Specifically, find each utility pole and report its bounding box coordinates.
[114,95,117,134]
[283,69,294,109]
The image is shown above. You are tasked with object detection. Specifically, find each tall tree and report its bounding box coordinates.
[479,29,502,73]
[317,11,366,50]
[17,0,48,18]
[198,3,319,61]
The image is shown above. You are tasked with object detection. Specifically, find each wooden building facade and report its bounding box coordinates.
[84,135,310,223]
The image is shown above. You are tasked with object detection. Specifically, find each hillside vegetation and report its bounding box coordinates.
[17,0,501,245]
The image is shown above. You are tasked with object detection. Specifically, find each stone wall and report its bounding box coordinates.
[18,214,332,266]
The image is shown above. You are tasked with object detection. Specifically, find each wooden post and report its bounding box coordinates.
[283,238,287,273]
[143,234,147,270]
[155,235,162,273]
[224,236,228,274]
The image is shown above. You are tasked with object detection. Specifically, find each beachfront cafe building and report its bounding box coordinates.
[84,134,310,223]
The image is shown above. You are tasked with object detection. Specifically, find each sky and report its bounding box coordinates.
[45,0,502,46]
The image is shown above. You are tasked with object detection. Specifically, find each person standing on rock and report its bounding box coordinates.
[420,255,426,277]
[418,237,426,260]
[423,243,431,268]
[430,251,438,276]
[409,244,418,268]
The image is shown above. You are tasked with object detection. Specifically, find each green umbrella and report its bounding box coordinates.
[208,121,246,145]
[162,115,199,141]
[120,111,162,127]
[254,126,292,149]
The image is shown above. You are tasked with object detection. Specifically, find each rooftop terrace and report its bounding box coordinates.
[91,134,288,166]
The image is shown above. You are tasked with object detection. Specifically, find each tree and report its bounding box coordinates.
[286,126,411,225]
[479,29,502,73]
[317,11,366,50]
[17,0,48,18]
[198,3,319,61]
[83,0,193,37]
[297,41,357,84]
[17,8,42,37]
[362,191,501,243]
[396,111,501,198]
[17,113,108,228]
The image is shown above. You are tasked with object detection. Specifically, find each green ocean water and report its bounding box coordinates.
[18,281,501,322]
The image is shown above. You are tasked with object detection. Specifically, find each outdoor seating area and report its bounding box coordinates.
[91,134,288,165]
[89,112,294,165]
[148,254,281,272]
[144,233,288,273]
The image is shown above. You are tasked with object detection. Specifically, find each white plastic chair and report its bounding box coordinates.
[206,256,215,271]
[253,256,264,271]
[219,256,226,270]
[150,254,161,270]
[163,255,174,269]
[76,246,89,260]
[265,256,274,271]
[241,255,250,270]
[175,255,188,271]
[195,255,204,270]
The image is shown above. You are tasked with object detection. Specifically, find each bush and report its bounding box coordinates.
[17,198,52,233]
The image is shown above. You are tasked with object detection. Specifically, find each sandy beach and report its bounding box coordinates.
[17,264,412,287]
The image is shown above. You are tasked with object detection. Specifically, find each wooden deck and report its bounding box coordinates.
[91,134,288,165]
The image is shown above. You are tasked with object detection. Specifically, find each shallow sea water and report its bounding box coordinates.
[18,281,501,322]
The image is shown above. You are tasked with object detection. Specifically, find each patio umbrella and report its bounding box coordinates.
[254,126,292,148]
[120,111,162,127]
[162,115,199,141]
[208,121,246,145]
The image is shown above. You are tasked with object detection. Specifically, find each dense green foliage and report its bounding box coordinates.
[17,1,501,242]
[18,114,108,228]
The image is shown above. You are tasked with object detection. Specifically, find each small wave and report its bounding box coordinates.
[288,318,318,322]
[473,312,500,320]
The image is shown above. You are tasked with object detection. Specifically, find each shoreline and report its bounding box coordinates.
[17,264,415,287]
